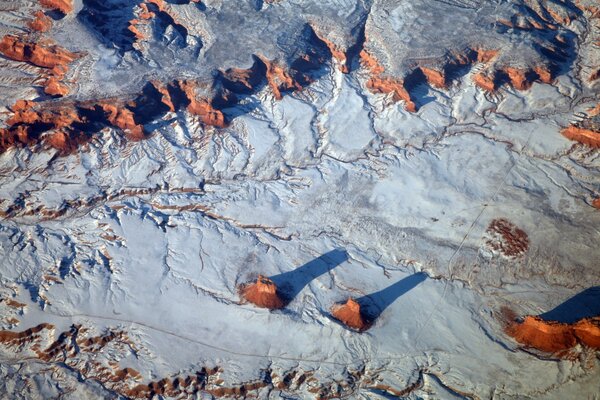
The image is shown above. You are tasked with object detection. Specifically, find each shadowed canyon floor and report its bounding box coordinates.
[0,0,599,399]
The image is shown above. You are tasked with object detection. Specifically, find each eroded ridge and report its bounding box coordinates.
[562,105,600,148]
[506,314,600,354]
[0,323,421,399]
[360,0,582,110]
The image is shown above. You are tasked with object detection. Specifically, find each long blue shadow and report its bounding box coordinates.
[355,273,427,321]
[270,249,348,304]
[539,286,600,323]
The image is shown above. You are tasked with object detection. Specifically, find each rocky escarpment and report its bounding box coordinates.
[360,0,581,110]
[0,0,587,154]
[506,315,600,354]
[0,79,229,154]
[561,105,600,148]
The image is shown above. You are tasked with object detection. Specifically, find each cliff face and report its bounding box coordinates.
[561,126,600,148]
[0,35,78,70]
[561,104,600,148]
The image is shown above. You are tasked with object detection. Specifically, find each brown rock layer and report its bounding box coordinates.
[420,67,446,89]
[360,50,416,112]
[331,298,371,331]
[0,77,234,154]
[240,275,286,309]
[472,71,497,92]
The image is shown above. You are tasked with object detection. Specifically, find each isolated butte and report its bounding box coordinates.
[240,275,286,309]
[331,298,371,332]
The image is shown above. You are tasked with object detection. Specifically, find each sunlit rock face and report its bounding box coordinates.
[0,0,599,398]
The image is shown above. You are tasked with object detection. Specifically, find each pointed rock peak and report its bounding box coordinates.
[331,298,371,332]
[240,275,286,310]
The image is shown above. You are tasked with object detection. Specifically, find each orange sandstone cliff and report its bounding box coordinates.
[506,315,600,353]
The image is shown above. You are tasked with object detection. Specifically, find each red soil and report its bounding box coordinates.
[240,275,286,309]
[505,67,532,90]
[98,102,145,140]
[259,57,303,100]
[312,31,349,73]
[534,66,554,83]
[507,315,600,353]
[485,218,529,257]
[176,80,227,127]
[331,298,371,331]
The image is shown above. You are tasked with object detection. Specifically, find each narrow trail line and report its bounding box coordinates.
[43,310,360,366]
[413,128,535,345]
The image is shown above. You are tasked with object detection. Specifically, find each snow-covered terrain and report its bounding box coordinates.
[0,0,599,398]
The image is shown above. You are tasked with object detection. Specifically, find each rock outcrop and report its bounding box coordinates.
[40,0,73,15]
[360,49,416,112]
[507,315,600,353]
[561,126,600,148]
[331,298,371,331]
[0,35,78,70]
[28,11,53,32]
[239,275,286,309]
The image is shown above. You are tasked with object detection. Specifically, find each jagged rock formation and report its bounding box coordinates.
[0,78,231,153]
[562,125,600,148]
[562,107,600,148]
[0,35,78,70]
[331,298,372,331]
[0,0,586,152]
[239,275,286,309]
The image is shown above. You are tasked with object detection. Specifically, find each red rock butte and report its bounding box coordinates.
[331,298,371,332]
[506,315,600,354]
[561,126,600,148]
[240,275,286,309]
